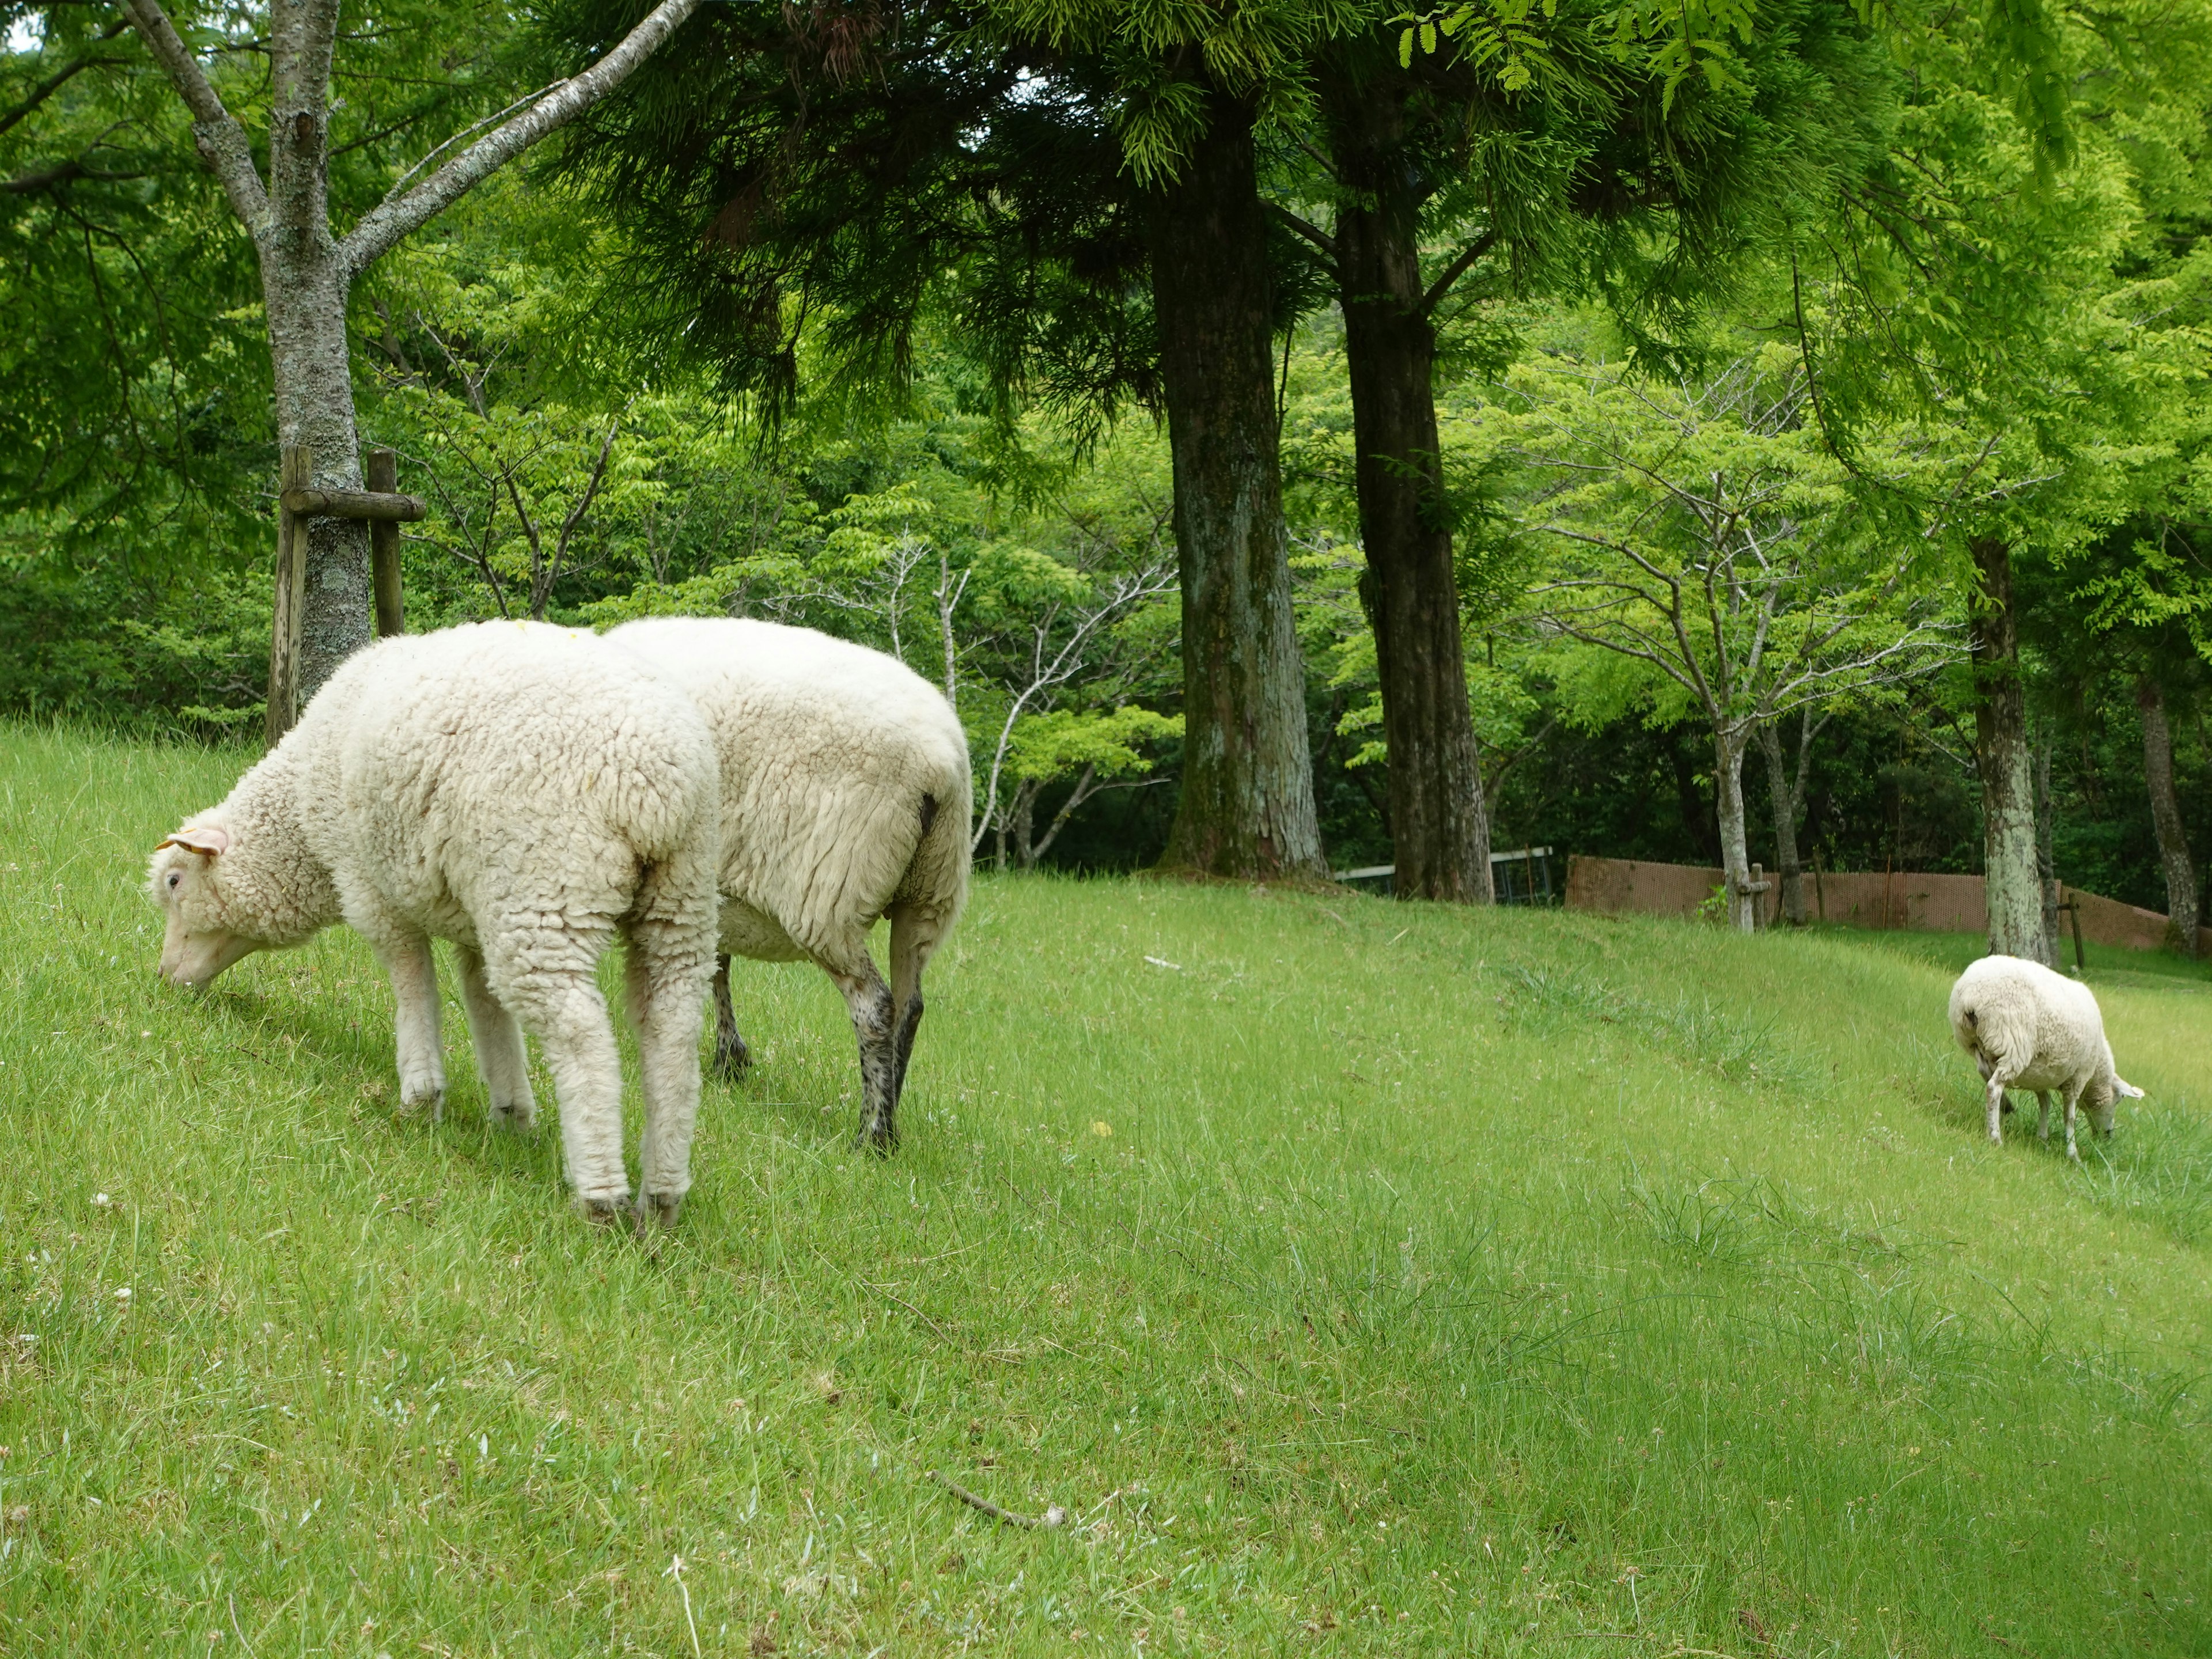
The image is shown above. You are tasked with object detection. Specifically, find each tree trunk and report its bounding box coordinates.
[1755,718,1806,925]
[1012,777,1039,871]
[1969,538,2051,964]
[1325,76,1492,903]
[2032,718,2060,954]
[2137,673,2200,957]
[1714,727,1756,933]
[1146,95,1325,881]
[265,249,373,707]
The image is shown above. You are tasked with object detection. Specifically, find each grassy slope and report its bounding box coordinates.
[1,724,2208,1658]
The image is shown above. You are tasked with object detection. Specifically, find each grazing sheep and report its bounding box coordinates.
[607,616,971,1153]
[1948,953,2143,1160]
[147,621,721,1226]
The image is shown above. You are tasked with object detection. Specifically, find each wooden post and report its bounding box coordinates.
[2060,889,2086,974]
[265,443,311,747]
[1752,862,1765,930]
[368,446,404,638]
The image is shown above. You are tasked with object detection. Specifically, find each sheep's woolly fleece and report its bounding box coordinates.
[1947,952,2142,1155]
[608,616,971,1151]
[147,620,721,1215]
[608,616,971,973]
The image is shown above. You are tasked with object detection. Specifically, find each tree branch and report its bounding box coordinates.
[338,0,703,275]
[117,0,271,238]
[1266,200,1336,264]
[0,21,130,142]
[2,157,149,193]
[1419,229,1498,317]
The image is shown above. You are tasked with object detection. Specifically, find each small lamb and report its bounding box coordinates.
[147,621,721,1226]
[607,616,971,1153]
[1948,953,2143,1160]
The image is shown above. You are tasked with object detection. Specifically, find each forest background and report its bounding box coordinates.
[3,0,2210,926]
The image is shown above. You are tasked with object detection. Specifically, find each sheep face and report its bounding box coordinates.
[147,827,266,990]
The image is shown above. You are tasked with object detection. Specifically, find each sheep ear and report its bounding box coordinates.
[2114,1077,2146,1099]
[156,827,230,857]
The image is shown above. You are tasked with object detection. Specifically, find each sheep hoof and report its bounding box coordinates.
[713,1036,752,1081]
[578,1196,630,1229]
[632,1193,682,1236]
[399,1082,445,1123]
[490,1100,536,1132]
[852,1124,897,1158]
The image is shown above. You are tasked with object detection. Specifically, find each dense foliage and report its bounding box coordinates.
[2,0,2209,917]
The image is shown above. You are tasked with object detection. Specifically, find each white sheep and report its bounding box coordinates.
[1948,953,2143,1160]
[607,616,971,1152]
[147,621,721,1226]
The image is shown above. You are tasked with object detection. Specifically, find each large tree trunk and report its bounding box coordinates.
[1146,96,1325,881]
[1714,727,1757,933]
[1969,538,2051,964]
[1325,77,1492,903]
[1755,717,1806,926]
[2137,673,2200,957]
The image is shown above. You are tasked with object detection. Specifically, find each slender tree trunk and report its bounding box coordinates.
[1714,727,1756,933]
[2032,718,2060,953]
[2137,673,2200,957]
[1325,76,1491,903]
[266,249,373,702]
[1012,778,1039,871]
[1145,94,1325,881]
[1755,718,1807,925]
[1970,538,2051,964]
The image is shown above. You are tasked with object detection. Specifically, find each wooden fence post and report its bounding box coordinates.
[368,447,404,638]
[264,443,310,747]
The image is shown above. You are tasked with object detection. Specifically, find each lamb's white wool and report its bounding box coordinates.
[608,616,971,1151]
[1948,953,2143,1161]
[147,621,721,1225]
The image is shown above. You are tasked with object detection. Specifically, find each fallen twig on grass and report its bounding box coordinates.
[926,1470,1065,1529]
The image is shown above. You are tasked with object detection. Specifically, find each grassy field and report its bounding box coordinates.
[2,722,2209,1657]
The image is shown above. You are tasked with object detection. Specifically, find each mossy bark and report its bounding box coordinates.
[1146,97,1325,881]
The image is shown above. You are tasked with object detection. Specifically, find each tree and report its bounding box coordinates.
[1786,0,2212,960]
[556,0,1336,879]
[1270,0,1893,901]
[114,0,702,720]
[1504,346,1961,930]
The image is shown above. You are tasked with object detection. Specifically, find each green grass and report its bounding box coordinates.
[2,722,2209,1657]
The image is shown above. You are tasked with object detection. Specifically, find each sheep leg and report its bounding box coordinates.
[2036,1090,2054,1142]
[831,964,900,1156]
[492,944,629,1217]
[369,928,446,1122]
[1986,1074,2009,1146]
[453,942,535,1128]
[711,954,752,1080]
[626,928,713,1230]
[887,902,940,1110]
[624,847,717,1229]
[2063,1085,2082,1162]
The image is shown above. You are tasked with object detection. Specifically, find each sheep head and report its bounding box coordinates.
[147,823,267,989]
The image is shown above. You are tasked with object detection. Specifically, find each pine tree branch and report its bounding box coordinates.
[1265,201,1336,263]
[338,0,703,275]
[1419,229,1497,318]
[117,0,271,240]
